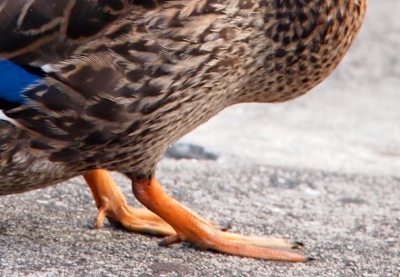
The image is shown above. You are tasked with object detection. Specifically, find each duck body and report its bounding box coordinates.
[1,0,367,186]
[0,0,367,261]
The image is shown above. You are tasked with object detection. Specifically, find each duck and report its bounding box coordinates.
[0,0,367,262]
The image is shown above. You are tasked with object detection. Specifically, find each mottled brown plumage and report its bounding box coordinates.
[0,0,367,261]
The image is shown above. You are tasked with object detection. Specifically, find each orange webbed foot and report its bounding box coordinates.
[132,177,311,262]
[83,170,176,236]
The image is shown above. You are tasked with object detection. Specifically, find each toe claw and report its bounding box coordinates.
[291,240,305,248]
[306,256,316,262]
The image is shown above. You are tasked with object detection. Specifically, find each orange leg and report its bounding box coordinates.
[132,177,311,262]
[83,169,175,236]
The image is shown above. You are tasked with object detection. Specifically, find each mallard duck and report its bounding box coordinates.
[0,0,367,262]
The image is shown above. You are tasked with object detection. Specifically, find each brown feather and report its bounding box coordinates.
[0,0,367,192]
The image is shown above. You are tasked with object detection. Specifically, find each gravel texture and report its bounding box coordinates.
[1,162,399,276]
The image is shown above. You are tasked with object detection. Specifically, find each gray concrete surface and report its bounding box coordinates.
[1,0,400,276]
[1,163,399,276]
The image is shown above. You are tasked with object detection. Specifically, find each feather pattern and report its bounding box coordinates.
[0,0,367,194]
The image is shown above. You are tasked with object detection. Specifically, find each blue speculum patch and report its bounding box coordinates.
[0,59,42,104]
